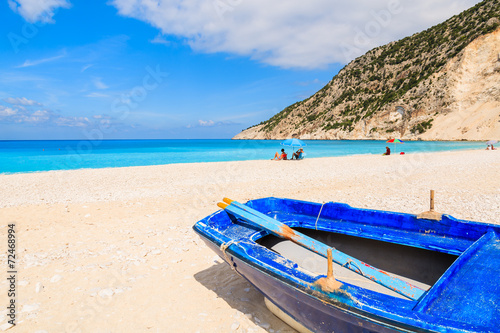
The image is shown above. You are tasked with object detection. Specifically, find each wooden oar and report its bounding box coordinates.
[218,198,425,301]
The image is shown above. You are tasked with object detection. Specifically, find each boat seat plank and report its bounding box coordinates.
[415,231,500,326]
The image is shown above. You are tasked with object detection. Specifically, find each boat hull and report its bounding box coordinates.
[193,197,500,333]
[200,236,420,333]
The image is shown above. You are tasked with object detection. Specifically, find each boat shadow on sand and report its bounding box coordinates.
[194,262,297,332]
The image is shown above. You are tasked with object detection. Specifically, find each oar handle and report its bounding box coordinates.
[217,202,229,210]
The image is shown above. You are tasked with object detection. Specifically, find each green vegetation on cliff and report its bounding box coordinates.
[251,0,500,136]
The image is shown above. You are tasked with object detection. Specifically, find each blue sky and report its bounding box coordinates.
[0,0,481,139]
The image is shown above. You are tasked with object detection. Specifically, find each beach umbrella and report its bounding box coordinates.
[281,138,306,156]
[486,140,498,145]
[386,138,404,153]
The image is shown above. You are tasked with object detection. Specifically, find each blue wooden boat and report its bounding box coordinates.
[193,197,500,332]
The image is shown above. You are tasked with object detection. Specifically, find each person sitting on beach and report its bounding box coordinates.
[272,149,287,160]
[291,148,304,160]
[383,147,391,155]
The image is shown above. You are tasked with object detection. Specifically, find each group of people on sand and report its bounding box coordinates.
[382,147,405,155]
[486,144,497,150]
[383,142,498,155]
[273,142,496,160]
[272,148,304,160]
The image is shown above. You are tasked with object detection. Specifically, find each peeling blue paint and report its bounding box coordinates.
[193,197,500,332]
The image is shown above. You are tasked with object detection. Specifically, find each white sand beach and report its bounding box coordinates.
[1,149,499,332]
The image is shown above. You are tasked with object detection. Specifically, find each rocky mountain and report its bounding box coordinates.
[234,0,500,141]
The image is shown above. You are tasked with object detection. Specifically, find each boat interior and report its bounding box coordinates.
[257,227,459,299]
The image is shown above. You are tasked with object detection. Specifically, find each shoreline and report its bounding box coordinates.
[1,138,491,141]
[0,145,486,176]
[1,149,498,216]
[0,149,499,332]
[231,138,491,142]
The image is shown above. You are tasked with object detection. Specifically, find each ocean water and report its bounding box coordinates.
[0,139,485,174]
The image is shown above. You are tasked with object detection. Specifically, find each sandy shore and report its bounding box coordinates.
[1,149,499,332]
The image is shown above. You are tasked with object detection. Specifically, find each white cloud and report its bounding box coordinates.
[93,77,109,90]
[54,116,90,127]
[3,97,42,106]
[1,97,126,130]
[25,109,51,122]
[86,92,110,98]
[111,0,481,69]
[17,52,66,68]
[150,34,171,45]
[8,0,71,23]
[0,105,55,124]
[199,119,215,127]
[0,102,92,127]
[0,106,18,117]
[193,119,237,128]
[81,64,93,72]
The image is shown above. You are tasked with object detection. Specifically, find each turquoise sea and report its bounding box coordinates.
[0,139,485,174]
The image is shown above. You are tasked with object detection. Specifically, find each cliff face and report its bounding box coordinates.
[234,0,500,140]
